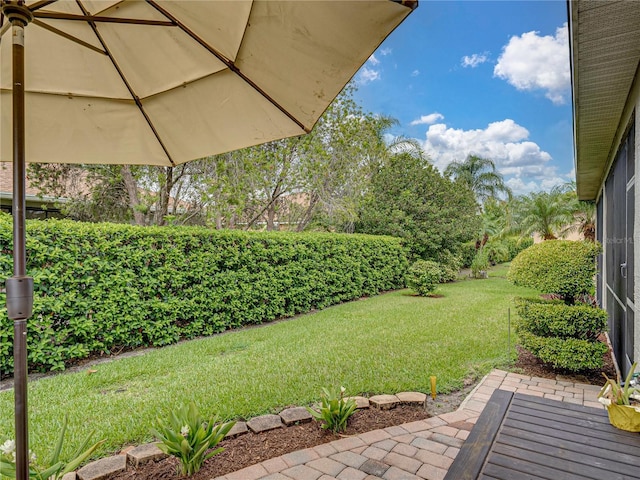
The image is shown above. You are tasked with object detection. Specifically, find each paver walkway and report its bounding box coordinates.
[212,370,604,480]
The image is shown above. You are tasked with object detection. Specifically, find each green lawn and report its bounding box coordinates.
[0,263,537,461]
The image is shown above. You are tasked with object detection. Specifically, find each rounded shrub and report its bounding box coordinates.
[406,260,443,296]
[518,331,609,371]
[508,240,601,303]
[515,297,607,341]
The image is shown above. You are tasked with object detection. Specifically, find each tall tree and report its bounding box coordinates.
[444,155,512,205]
[27,163,208,226]
[27,163,135,223]
[240,137,304,231]
[355,152,480,260]
[297,108,398,232]
[196,152,251,229]
[218,85,398,232]
[25,83,402,230]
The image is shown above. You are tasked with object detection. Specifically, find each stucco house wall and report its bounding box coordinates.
[570,0,640,375]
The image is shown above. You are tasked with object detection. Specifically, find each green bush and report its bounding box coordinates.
[504,236,533,260]
[459,242,477,269]
[484,240,510,265]
[508,240,601,303]
[435,250,462,283]
[515,298,607,341]
[518,331,609,371]
[470,249,489,279]
[0,214,408,375]
[406,260,442,296]
[510,240,608,373]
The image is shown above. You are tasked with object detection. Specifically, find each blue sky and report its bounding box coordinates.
[352,0,572,196]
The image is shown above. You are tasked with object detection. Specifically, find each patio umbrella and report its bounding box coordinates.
[0,1,416,479]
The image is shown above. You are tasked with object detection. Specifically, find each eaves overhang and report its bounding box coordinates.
[571,0,640,200]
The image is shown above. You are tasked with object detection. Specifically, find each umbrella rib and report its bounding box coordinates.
[28,0,58,12]
[146,0,311,134]
[33,19,107,55]
[74,0,176,166]
[33,11,175,26]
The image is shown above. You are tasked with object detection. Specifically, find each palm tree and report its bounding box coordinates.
[574,200,596,241]
[510,186,576,240]
[556,181,596,242]
[477,197,508,248]
[444,155,512,205]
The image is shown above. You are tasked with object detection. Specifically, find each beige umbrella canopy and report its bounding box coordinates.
[1,0,415,166]
[0,1,416,479]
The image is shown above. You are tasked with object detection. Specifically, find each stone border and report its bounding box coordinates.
[70,391,427,480]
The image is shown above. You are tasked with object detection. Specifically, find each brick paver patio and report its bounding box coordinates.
[211,370,604,480]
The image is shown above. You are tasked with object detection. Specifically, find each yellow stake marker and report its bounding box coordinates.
[430,376,437,400]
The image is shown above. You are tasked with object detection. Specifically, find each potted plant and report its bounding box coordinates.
[598,362,640,432]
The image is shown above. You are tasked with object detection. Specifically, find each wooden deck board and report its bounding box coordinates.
[445,390,640,480]
[442,389,512,480]
[487,451,589,480]
[492,442,628,480]
[503,417,640,454]
[498,432,639,477]
[499,424,640,463]
[481,462,547,480]
[505,412,628,442]
[509,403,611,429]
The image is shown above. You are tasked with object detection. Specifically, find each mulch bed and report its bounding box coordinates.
[110,405,434,480]
[513,334,617,385]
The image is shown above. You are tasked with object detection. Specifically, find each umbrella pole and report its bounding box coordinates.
[3,3,34,480]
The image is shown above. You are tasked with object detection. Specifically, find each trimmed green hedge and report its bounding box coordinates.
[513,296,608,371]
[0,214,408,375]
[515,298,607,341]
[508,240,601,303]
[518,331,609,371]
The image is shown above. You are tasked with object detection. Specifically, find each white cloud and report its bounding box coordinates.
[410,112,444,126]
[368,54,380,66]
[494,23,570,104]
[358,66,380,85]
[380,48,392,56]
[419,119,568,195]
[461,53,488,68]
[484,119,528,142]
[411,69,420,77]
[505,169,570,194]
